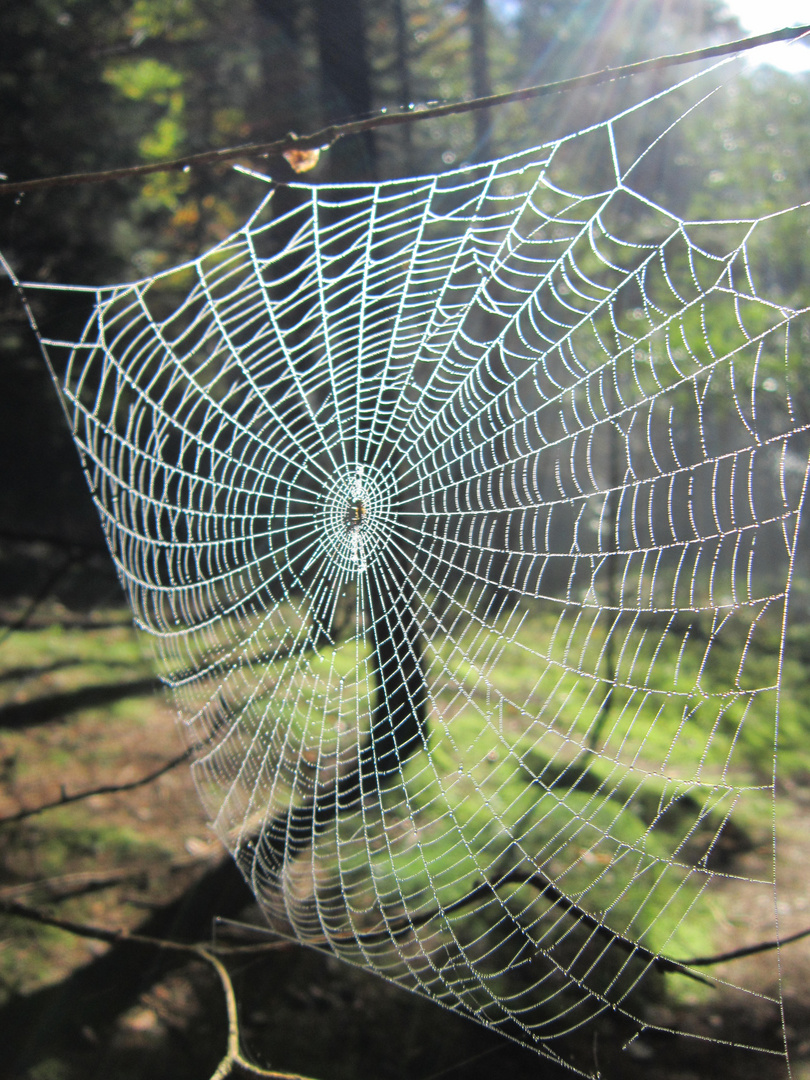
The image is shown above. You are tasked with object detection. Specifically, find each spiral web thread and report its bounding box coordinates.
[15,66,810,1075]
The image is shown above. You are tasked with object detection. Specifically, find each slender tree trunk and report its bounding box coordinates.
[253,0,313,140]
[467,0,492,159]
[313,0,376,180]
[589,376,620,750]
[393,0,414,169]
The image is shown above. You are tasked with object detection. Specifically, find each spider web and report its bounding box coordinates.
[11,65,810,1075]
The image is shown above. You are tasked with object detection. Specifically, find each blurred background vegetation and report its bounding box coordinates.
[1,1,810,1078]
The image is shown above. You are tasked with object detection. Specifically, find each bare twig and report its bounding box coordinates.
[0,852,214,902]
[0,865,151,902]
[0,533,111,645]
[332,867,810,986]
[0,899,314,1080]
[681,924,810,967]
[0,896,284,957]
[204,947,316,1080]
[0,896,174,947]
[0,746,193,825]
[0,25,808,197]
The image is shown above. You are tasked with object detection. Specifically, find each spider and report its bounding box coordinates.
[344,499,367,533]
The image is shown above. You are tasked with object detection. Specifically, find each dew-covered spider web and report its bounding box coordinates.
[10,63,810,1076]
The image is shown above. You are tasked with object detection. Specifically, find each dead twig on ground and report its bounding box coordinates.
[0,745,193,825]
[0,897,309,1080]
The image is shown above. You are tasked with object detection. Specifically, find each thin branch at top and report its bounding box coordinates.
[1,24,809,196]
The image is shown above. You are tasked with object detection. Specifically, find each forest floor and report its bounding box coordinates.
[0,603,809,1080]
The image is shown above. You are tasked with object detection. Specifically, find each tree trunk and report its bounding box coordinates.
[313,0,376,179]
[467,0,492,159]
[393,0,414,170]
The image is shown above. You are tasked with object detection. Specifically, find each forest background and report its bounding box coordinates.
[1,1,810,1078]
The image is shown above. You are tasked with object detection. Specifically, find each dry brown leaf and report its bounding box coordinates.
[283,146,320,173]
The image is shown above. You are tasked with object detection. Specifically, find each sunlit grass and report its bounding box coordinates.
[1,595,803,1017]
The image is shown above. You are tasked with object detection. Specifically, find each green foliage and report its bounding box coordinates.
[104,55,184,101]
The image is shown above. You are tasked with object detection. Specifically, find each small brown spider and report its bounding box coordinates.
[344,499,367,532]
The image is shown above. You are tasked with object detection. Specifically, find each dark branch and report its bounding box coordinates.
[0,896,158,947]
[0,894,294,958]
[0,854,214,903]
[0,854,254,1074]
[0,898,317,1080]
[681,923,810,967]
[0,746,193,825]
[7,868,808,995]
[1,25,808,196]
[347,868,810,987]
[349,867,713,986]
